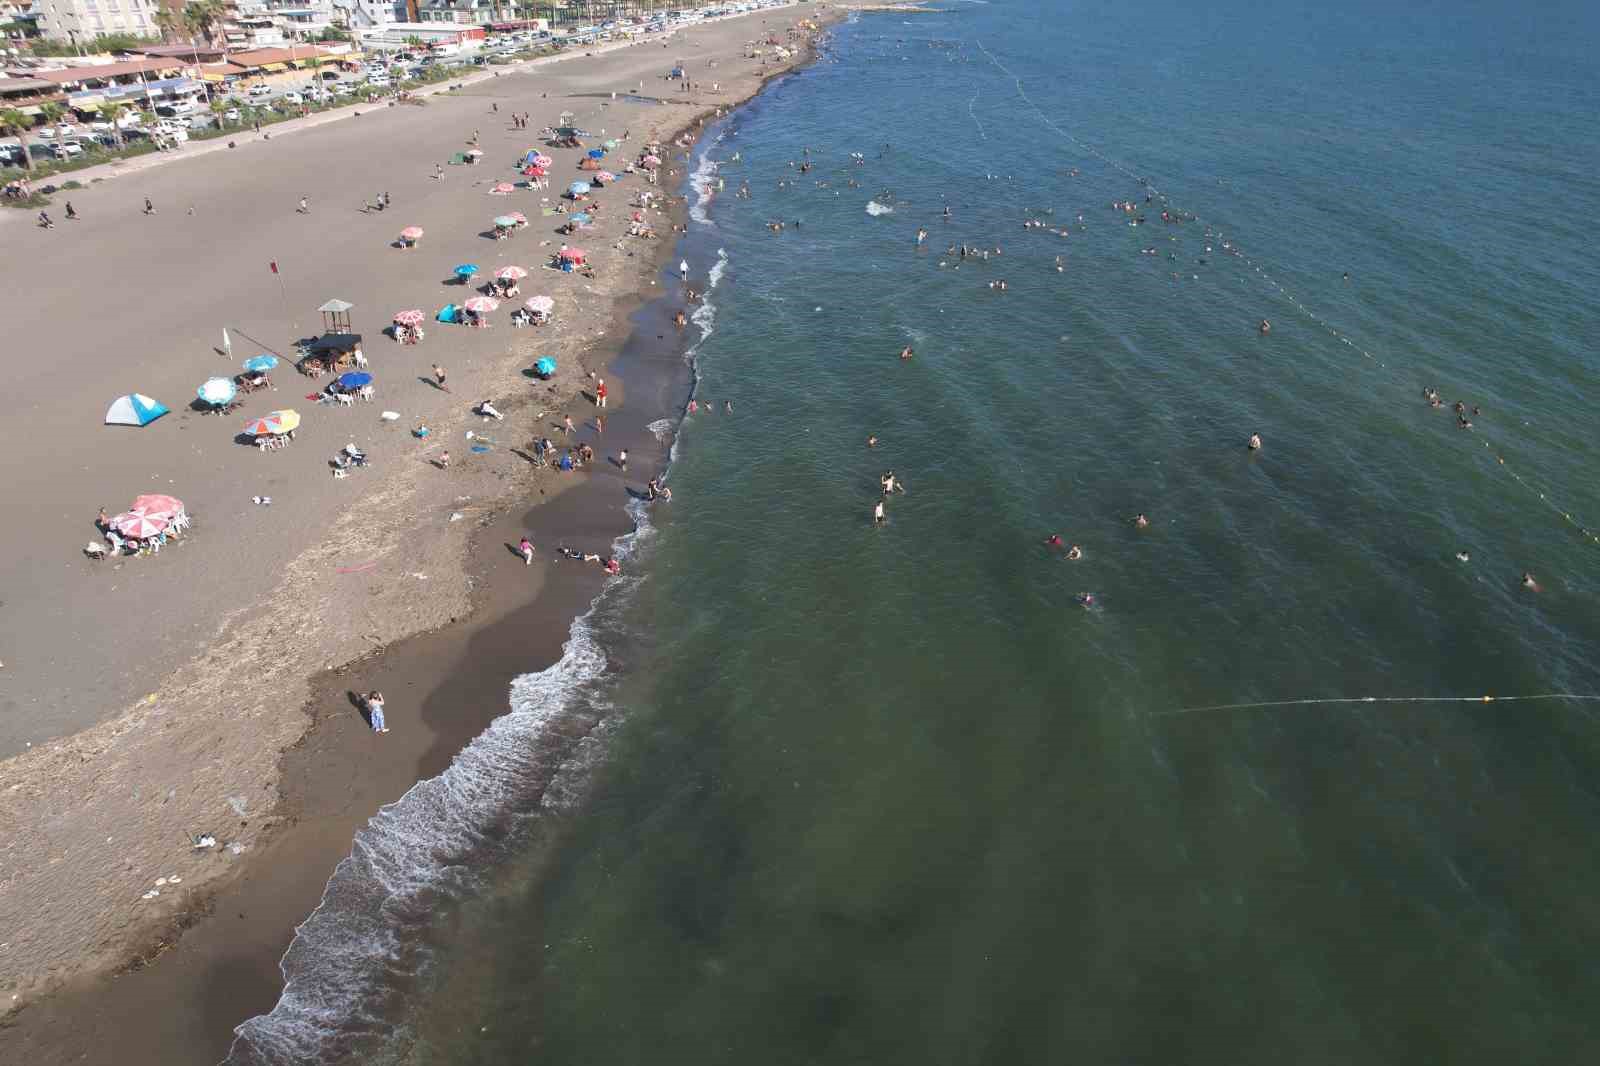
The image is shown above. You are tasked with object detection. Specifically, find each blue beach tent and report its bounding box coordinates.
[105,393,170,426]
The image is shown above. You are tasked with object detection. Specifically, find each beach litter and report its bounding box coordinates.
[191,833,217,850]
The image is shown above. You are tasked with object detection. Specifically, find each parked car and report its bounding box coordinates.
[281,91,303,105]
[366,75,390,88]
[47,140,85,158]
[248,83,273,97]
[2,143,28,165]
[223,107,241,123]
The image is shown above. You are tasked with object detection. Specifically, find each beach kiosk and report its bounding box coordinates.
[299,299,365,377]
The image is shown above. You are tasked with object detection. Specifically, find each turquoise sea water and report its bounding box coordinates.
[234,2,1600,1062]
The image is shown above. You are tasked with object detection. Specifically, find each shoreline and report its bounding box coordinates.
[0,10,838,1063]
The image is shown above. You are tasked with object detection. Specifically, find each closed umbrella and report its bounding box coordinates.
[242,355,279,373]
[393,309,425,326]
[495,265,529,280]
[338,371,373,390]
[454,263,480,278]
[197,377,237,406]
[524,295,554,313]
[112,511,168,539]
[463,296,500,314]
[243,409,301,436]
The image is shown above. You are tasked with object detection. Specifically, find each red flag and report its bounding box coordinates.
[269,260,279,274]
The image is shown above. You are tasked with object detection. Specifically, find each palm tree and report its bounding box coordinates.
[0,108,36,171]
[184,0,226,49]
[102,101,129,147]
[38,101,66,138]
[154,5,191,43]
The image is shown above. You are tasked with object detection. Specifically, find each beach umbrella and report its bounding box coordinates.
[338,371,373,390]
[466,148,484,157]
[400,225,424,240]
[525,295,554,314]
[559,248,586,261]
[489,182,515,195]
[495,265,529,280]
[105,393,169,427]
[587,148,605,159]
[524,165,548,178]
[603,139,619,150]
[641,154,661,167]
[493,215,519,228]
[112,510,169,539]
[567,181,591,197]
[507,211,528,225]
[597,171,617,183]
[462,296,500,314]
[131,493,184,519]
[242,355,279,373]
[243,409,301,437]
[569,212,592,225]
[454,263,480,278]
[393,309,425,326]
[197,377,237,406]
[534,356,557,377]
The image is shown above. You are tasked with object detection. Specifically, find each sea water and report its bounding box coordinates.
[232,1,1600,1061]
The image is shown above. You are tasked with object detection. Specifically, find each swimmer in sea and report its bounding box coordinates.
[1259,319,1272,334]
[1521,572,1541,592]
[1045,534,1063,550]
[1248,433,1262,451]
[873,500,887,525]
[1066,545,1083,561]
[867,435,879,448]
[1076,592,1095,608]
[899,346,914,360]
[1455,551,1470,563]
[1133,513,1150,529]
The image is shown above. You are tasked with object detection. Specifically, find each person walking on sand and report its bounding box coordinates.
[518,536,535,565]
[618,448,628,471]
[366,690,389,733]
[297,196,310,214]
[595,379,608,408]
[595,414,605,434]
[65,201,77,221]
[433,364,450,392]
[439,450,451,469]
[679,259,689,281]
[143,197,155,215]
[563,414,575,436]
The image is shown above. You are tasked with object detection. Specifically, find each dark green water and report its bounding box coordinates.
[234,2,1600,1062]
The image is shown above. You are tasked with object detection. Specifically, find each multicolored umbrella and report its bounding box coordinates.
[559,248,586,261]
[400,226,424,240]
[534,356,557,377]
[242,355,278,373]
[105,393,169,427]
[197,377,237,406]
[595,171,616,183]
[130,493,184,518]
[524,295,554,313]
[112,511,169,539]
[338,371,373,390]
[489,182,515,195]
[462,296,500,314]
[493,215,519,228]
[244,409,301,436]
[454,263,480,278]
[495,265,529,280]
[567,181,591,197]
[393,309,426,326]
[524,151,552,168]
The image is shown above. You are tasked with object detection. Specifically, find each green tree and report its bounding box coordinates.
[102,101,129,147]
[38,101,66,133]
[183,0,227,48]
[0,107,36,171]
[154,5,191,42]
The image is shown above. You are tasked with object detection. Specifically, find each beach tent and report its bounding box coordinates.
[437,305,459,323]
[105,393,169,426]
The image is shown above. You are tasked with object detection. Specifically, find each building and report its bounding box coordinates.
[15,56,206,115]
[357,19,482,50]
[28,0,163,43]
[415,0,495,27]
[221,12,286,49]
[0,75,68,120]
[332,0,406,30]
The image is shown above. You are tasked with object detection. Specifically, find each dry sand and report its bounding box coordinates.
[0,4,831,1043]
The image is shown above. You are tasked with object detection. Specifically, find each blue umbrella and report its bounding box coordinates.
[569,212,592,225]
[534,356,557,377]
[197,377,237,406]
[454,263,480,277]
[567,181,591,197]
[338,371,373,390]
[587,148,605,159]
[243,354,279,373]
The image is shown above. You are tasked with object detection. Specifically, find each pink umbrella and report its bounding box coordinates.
[489,182,515,195]
[524,165,548,178]
[508,211,528,225]
[462,296,500,313]
[113,511,169,539]
[495,266,529,280]
[641,154,661,167]
[596,171,616,183]
[530,153,552,168]
[130,493,184,518]
[559,248,586,261]
[400,226,424,240]
[393,309,426,326]
[524,295,554,314]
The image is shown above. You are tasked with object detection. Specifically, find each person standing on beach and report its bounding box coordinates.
[143,197,155,215]
[595,380,608,408]
[518,537,535,565]
[439,450,451,469]
[595,414,605,434]
[433,364,449,392]
[563,414,575,436]
[679,259,689,281]
[618,448,628,471]
[366,691,388,733]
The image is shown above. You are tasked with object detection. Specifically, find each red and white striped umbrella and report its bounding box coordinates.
[112,511,169,539]
[494,266,529,280]
[130,493,184,519]
[559,248,586,261]
[489,182,516,195]
[462,296,500,314]
[596,171,616,183]
[641,154,661,167]
[399,226,424,240]
[393,309,426,326]
[530,153,552,168]
[507,211,528,225]
[524,295,554,313]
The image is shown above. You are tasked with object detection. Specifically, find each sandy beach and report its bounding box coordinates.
[0,5,832,1057]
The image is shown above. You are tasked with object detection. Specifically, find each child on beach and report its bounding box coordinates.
[518,537,534,565]
[366,691,388,733]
